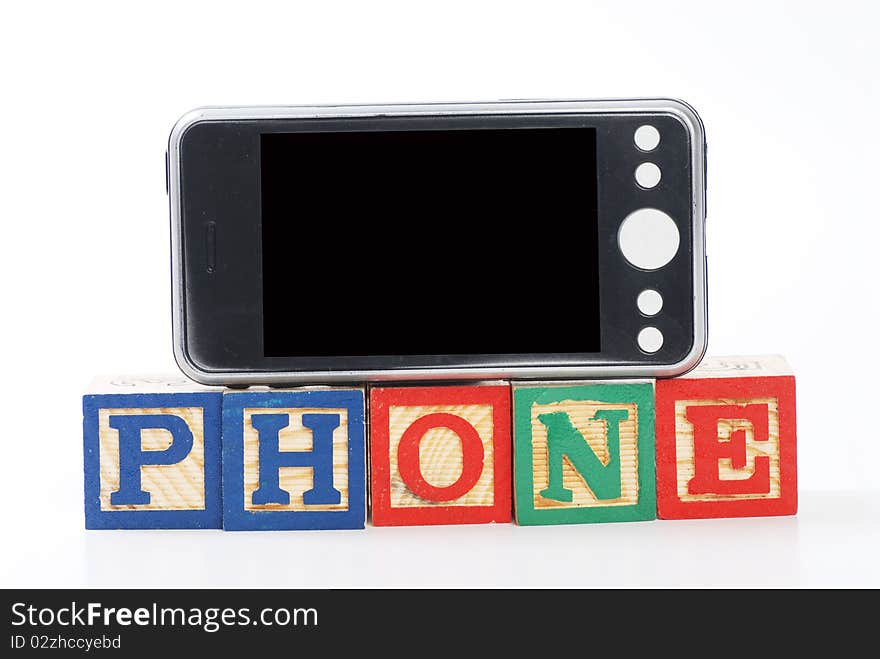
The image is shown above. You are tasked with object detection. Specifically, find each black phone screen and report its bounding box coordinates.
[260,127,600,357]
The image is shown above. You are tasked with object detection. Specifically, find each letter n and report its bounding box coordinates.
[513,383,657,525]
[537,408,628,502]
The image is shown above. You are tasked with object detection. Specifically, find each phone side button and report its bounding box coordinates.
[205,221,216,274]
[703,140,708,220]
[165,151,169,195]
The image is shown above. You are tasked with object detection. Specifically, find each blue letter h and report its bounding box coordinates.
[250,413,342,506]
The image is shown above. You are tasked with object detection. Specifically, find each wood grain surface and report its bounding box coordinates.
[98,407,205,511]
[529,399,640,509]
[388,403,494,508]
[242,407,349,512]
[674,397,781,501]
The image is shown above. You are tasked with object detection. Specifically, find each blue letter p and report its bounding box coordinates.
[109,414,194,505]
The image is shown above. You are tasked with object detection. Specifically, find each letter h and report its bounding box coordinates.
[250,413,342,506]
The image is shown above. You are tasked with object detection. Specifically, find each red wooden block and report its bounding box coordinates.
[369,385,512,526]
[655,355,797,519]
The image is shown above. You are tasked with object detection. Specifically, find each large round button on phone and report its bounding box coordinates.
[618,208,680,270]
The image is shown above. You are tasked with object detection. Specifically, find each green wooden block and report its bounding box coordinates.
[513,381,656,525]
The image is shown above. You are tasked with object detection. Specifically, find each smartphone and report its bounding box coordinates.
[167,99,707,385]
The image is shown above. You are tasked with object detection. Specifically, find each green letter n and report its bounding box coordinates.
[537,409,630,503]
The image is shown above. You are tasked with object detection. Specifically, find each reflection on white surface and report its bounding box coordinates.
[2,492,878,587]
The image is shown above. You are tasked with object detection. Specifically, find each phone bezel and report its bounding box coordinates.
[168,99,706,384]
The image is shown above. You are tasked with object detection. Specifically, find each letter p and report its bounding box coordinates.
[109,414,194,505]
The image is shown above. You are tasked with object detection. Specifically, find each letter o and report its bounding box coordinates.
[396,413,484,502]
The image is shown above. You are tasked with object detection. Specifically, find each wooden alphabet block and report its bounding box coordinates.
[222,388,366,530]
[82,376,222,529]
[655,355,797,519]
[513,381,656,525]
[369,385,512,526]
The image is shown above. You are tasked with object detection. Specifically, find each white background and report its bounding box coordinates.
[1,1,877,587]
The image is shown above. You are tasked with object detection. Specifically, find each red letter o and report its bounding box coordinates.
[397,413,484,502]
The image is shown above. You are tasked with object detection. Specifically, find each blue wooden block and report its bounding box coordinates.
[222,388,366,530]
[82,376,222,529]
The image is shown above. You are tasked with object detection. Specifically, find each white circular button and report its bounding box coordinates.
[635,162,661,189]
[638,327,664,353]
[637,289,663,316]
[618,208,680,270]
[634,125,660,151]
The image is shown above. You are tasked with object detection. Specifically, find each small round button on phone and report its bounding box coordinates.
[618,208,680,270]
[634,125,660,152]
[637,289,663,316]
[635,162,662,189]
[638,327,664,353]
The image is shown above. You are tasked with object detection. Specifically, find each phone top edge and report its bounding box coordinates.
[168,98,705,131]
